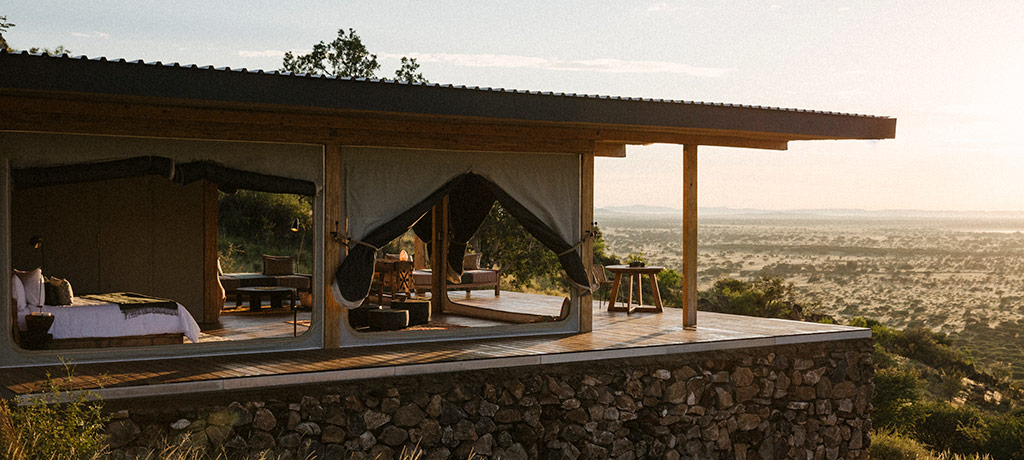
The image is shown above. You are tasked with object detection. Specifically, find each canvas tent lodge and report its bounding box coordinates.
[0,50,895,369]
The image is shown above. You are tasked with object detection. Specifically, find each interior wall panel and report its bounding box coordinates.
[10,176,205,317]
[151,179,205,320]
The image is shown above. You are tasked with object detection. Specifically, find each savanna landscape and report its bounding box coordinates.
[598,206,1024,382]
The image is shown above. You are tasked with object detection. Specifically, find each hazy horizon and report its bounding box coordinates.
[597,204,1024,215]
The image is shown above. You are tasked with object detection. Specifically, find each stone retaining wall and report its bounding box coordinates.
[105,338,872,459]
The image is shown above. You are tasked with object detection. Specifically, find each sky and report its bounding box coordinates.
[4,1,1023,211]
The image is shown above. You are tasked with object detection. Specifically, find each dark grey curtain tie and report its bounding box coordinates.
[338,236,379,251]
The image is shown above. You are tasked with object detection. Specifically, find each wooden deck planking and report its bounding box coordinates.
[1,305,869,399]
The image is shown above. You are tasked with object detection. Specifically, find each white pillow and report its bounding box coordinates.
[11,274,26,310]
[15,268,45,308]
[12,275,29,331]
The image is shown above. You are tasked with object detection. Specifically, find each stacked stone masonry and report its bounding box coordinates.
[105,338,873,459]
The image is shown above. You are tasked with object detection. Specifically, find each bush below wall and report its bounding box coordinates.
[104,339,873,460]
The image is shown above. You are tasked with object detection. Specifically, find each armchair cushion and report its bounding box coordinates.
[262,255,295,276]
[461,269,497,284]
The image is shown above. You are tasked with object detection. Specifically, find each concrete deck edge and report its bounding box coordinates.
[20,328,870,403]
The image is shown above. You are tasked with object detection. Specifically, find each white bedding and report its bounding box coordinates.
[26,297,201,343]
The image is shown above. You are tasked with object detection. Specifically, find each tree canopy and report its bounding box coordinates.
[281,28,427,83]
[0,15,13,52]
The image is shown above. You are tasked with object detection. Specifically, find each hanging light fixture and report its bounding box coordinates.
[29,235,44,268]
[290,217,305,265]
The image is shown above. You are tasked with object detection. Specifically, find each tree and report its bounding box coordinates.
[281,28,427,83]
[394,56,426,83]
[1,15,14,52]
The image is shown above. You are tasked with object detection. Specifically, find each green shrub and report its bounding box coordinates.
[873,342,900,369]
[698,276,834,321]
[874,367,927,433]
[958,412,1024,460]
[853,317,987,385]
[914,401,984,454]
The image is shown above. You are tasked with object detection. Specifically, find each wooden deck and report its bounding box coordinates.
[0,303,869,401]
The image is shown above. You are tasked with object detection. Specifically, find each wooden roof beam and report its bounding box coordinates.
[594,142,628,157]
[596,129,789,151]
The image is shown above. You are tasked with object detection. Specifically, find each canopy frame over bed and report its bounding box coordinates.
[0,50,895,367]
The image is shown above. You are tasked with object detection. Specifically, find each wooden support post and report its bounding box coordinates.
[323,146,343,348]
[431,197,449,314]
[413,236,427,270]
[579,151,595,332]
[202,180,221,324]
[682,144,698,327]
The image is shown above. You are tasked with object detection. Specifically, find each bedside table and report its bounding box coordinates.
[23,313,54,350]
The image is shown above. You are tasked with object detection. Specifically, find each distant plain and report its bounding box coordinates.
[597,206,1024,381]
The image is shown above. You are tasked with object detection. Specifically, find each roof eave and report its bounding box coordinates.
[0,51,897,146]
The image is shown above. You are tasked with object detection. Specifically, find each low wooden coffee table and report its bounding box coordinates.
[236,286,299,335]
[605,265,665,314]
[237,286,296,311]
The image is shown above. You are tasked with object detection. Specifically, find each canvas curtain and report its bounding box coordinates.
[174,161,317,195]
[333,147,585,308]
[410,175,496,284]
[11,156,176,190]
[12,157,317,196]
[2,133,323,190]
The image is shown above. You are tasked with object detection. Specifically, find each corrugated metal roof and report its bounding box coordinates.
[0,50,896,141]
[2,50,889,119]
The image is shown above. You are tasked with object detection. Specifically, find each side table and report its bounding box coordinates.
[605,265,665,314]
[24,312,55,350]
[372,259,413,305]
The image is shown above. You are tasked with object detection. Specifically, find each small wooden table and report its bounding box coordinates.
[236,286,299,335]
[605,265,665,314]
[373,259,413,306]
[237,286,297,311]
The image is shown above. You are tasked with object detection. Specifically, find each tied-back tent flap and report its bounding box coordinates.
[11,156,318,196]
[333,173,591,308]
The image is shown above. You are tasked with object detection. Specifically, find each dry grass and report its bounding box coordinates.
[1,365,108,460]
[870,430,995,460]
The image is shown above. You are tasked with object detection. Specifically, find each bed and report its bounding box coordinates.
[24,295,201,345]
[13,270,202,348]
